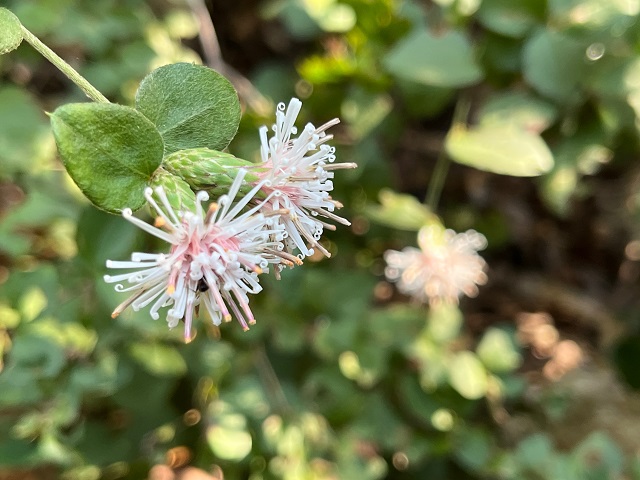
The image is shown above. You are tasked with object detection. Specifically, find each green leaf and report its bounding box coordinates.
[540,121,611,216]
[135,63,241,156]
[523,30,587,102]
[477,91,558,133]
[50,103,164,213]
[448,351,488,400]
[571,432,624,479]
[549,0,639,34]
[476,0,542,38]
[128,342,187,377]
[383,29,483,88]
[0,8,23,55]
[516,434,554,471]
[476,328,522,373]
[206,401,252,461]
[366,189,438,231]
[446,125,554,176]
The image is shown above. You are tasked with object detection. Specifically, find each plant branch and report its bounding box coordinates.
[20,25,109,103]
[254,344,293,416]
[186,0,272,116]
[424,94,472,211]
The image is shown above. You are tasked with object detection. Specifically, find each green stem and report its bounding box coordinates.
[20,25,109,103]
[424,94,472,211]
[254,345,292,416]
[425,150,450,212]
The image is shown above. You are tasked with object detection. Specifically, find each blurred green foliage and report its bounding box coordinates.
[2,0,640,479]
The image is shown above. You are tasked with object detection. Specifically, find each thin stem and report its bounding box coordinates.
[253,344,292,416]
[425,150,450,211]
[20,25,109,103]
[424,94,472,211]
[186,0,272,116]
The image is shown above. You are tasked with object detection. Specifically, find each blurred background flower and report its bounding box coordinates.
[384,225,487,304]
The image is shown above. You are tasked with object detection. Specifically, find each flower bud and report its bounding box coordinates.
[163,147,259,197]
[149,167,197,212]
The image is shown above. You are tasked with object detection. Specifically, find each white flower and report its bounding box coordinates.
[104,170,286,342]
[384,225,488,305]
[254,98,357,259]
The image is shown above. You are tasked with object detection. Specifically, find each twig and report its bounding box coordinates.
[186,0,272,117]
[424,94,471,210]
[254,344,293,416]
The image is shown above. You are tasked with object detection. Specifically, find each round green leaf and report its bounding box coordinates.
[476,328,521,373]
[207,422,253,461]
[366,189,437,231]
[383,29,483,88]
[0,8,23,55]
[135,63,241,156]
[50,103,164,213]
[476,0,541,38]
[445,125,554,176]
[448,351,488,400]
[477,91,558,133]
[128,342,187,377]
[523,30,586,102]
[206,402,252,461]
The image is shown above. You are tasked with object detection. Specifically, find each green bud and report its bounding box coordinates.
[163,147,261,197]
[149,167,197,212]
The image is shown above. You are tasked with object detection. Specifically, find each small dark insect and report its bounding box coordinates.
[197,278,209,293]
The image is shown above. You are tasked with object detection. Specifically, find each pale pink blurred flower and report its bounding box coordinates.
[254,97,357,259]
[384,226,488,305]
[104,170,286,341]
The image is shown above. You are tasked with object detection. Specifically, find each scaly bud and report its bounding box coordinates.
[163,147,260,197]
[149,167,197,213]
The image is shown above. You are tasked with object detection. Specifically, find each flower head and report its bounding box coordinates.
[104,170,286,342]
[254,98,357,259]
[384,225,488,305]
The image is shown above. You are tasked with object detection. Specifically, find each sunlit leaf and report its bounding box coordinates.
[448,351,488,400]
[366,189,437,231]
[476,328,522,373]
[206,401,252,461]
[446,125,554,176]
[128,342,187,377]
[477,91,558,133]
